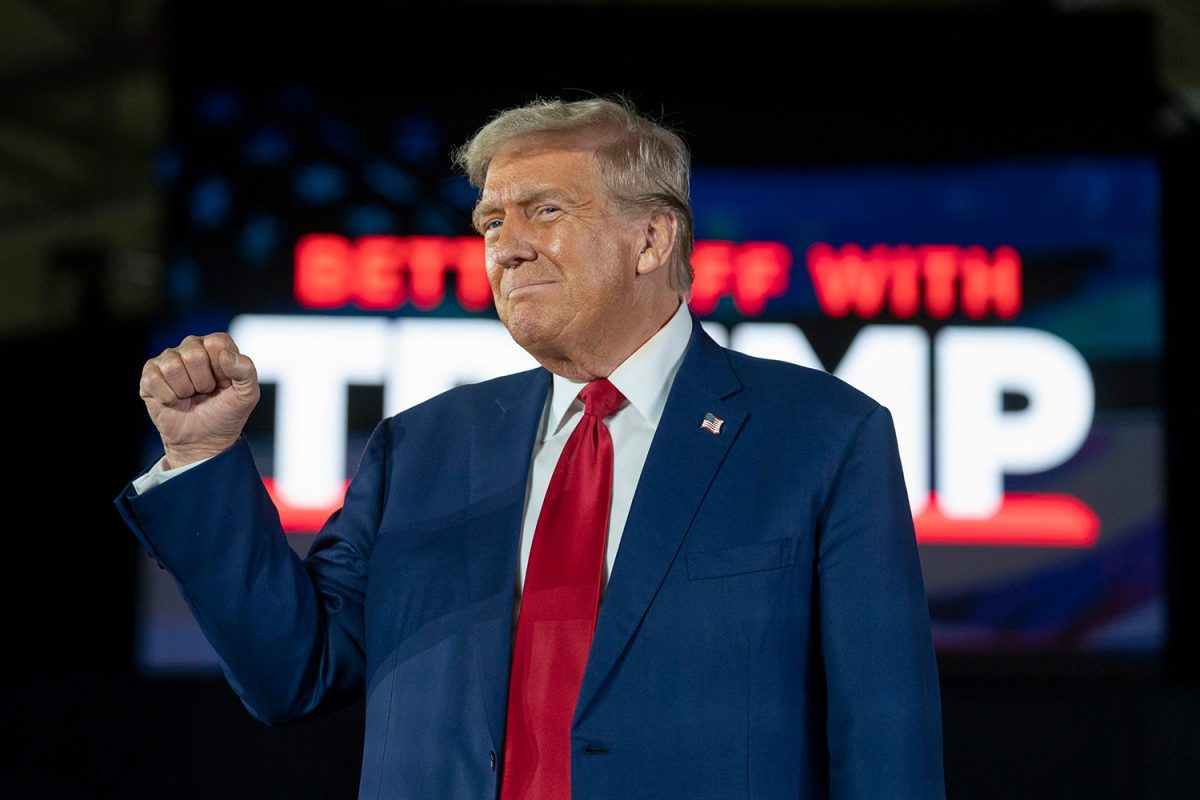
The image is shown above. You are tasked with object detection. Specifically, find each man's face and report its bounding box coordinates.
[474,134,646,365]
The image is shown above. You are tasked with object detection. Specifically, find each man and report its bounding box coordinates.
[117,97,945,799]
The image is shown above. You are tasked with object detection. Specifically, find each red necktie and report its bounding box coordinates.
[500,378,627,800]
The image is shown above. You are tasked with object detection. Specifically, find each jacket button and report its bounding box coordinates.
[489,750,496,771]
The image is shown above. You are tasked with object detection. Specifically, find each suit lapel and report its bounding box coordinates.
[464,366,551,752]
[574,317,747,724]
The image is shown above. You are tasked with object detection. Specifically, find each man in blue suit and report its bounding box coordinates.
[117,97,944,799]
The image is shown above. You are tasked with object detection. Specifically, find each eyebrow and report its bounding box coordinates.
[471,187,573,233]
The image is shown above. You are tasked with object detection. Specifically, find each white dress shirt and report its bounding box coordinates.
[515,298,692,615]
[134,300,694,611]
[133,445,206,494]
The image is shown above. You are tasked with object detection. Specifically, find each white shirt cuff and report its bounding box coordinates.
[132,454,213,495]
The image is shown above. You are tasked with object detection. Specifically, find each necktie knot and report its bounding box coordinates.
[579,378,626,420]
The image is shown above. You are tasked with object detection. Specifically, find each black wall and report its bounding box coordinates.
[3,3,1196,797]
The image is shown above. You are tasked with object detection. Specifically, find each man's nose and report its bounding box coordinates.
[488,217,538,268]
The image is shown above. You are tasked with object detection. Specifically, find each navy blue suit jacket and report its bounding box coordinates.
[116,315,944,799]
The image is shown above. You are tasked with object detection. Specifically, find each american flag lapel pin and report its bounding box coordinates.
[700,412,724,435]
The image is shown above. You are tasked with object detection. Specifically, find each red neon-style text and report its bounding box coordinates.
[806,243,1022,320]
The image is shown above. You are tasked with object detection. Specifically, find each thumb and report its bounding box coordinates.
[219,348,257,389]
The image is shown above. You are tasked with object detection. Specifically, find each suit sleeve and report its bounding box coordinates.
[816,404,945,799]
[113,420,391,725]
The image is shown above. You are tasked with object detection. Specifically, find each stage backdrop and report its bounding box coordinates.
[137,84,1162,671]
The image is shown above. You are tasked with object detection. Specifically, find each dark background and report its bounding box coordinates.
[2,2,1197,797]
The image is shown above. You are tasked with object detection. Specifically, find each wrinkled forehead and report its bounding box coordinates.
[469,136,600,229]
[477,136,607,211]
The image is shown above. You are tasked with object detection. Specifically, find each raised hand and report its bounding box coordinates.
[139,333,261,468]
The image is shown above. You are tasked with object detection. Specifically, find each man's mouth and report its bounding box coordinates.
[506,280,555,299]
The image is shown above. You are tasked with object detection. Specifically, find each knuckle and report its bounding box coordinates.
[180,347,209,369]
[204,331,234,347]
[157,351,182,377]
[139,371,171,403]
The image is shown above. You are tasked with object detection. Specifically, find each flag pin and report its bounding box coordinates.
[700,412,724,435]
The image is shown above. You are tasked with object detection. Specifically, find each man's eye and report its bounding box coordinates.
[539,206,560,216]
[484,219,502,232]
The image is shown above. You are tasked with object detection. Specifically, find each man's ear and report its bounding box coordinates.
[636,211,678,277]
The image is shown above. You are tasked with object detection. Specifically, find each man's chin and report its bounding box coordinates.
[502,314,571,362]
[502,315,551,351]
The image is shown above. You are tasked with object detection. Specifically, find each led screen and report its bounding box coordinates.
[138,90,1162,670]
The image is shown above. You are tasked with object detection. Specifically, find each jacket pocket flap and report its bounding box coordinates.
[686,537,799,580]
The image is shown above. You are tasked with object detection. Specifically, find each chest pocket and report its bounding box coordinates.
[686,536,799,580]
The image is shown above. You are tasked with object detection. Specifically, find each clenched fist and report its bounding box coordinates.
[139,333,261,469]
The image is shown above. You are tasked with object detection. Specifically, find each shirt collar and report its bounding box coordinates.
[546,298,693,438]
